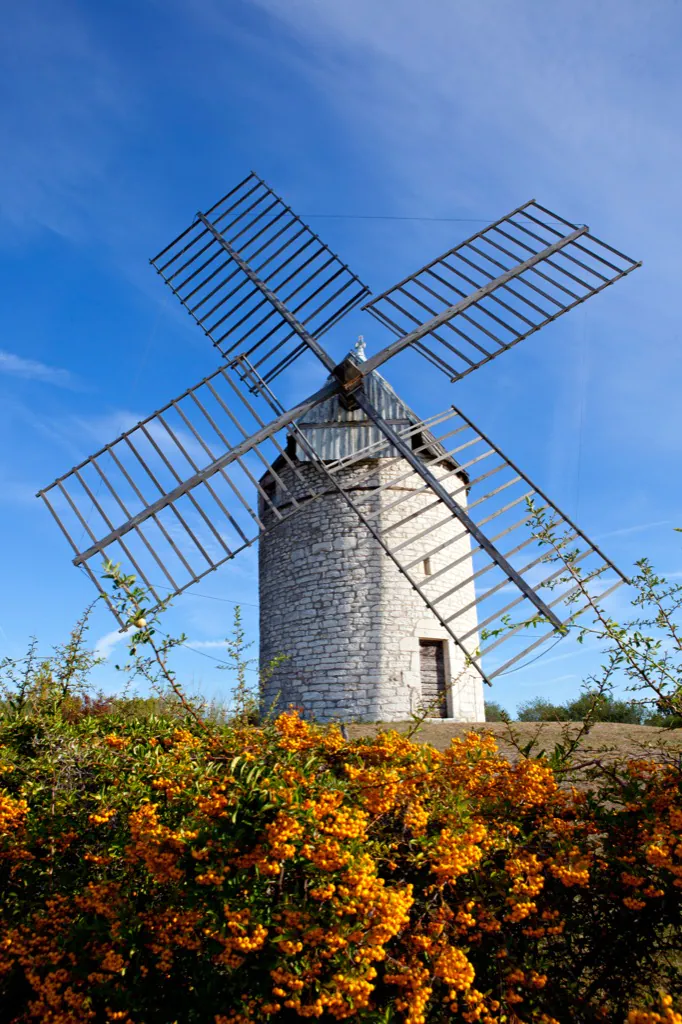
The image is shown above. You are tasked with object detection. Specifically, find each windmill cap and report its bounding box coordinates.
[261,359,468,484]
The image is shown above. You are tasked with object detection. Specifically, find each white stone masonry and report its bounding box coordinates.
[259,456,485,723]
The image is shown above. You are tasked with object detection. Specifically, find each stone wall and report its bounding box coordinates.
[259,457,485,723]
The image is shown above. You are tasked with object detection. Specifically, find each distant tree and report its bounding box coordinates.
[516,690,651,724]
[643,702,682,729]
[564,690,646,724]
[483,700,509,722]
[516,697,567,722]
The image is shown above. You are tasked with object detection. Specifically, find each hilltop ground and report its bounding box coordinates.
[346,721,682,763]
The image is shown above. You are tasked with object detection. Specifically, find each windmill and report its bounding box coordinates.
[38,172,640,710]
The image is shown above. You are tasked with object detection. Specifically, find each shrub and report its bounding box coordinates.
[1,691,681,1022]
[1,547,681,1023]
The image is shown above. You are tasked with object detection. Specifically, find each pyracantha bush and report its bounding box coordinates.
[1,703,681,1024]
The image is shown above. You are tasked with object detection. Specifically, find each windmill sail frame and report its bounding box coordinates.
[310,394,628,681]
[37,364,336,624]
[362,199,641,381]
[151,171,370,385]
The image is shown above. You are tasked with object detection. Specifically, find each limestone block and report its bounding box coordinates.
[333,537,358,551]
[399,637,418,652]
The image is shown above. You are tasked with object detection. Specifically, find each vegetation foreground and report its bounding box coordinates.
[2,546,682,1023]
[1,696,681,1024]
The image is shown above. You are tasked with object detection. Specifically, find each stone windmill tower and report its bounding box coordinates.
[259,340,485,723]
[38,174,640,726]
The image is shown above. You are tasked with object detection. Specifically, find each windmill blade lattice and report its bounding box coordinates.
[318,403,627,680]
[151,172,370,385]
[362,200,640,381]
[37,365,334,625]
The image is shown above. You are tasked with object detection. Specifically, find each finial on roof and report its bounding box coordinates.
[353,335,366,362]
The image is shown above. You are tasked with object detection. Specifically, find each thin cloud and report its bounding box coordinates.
[0,349,79,389]
[6,405,141,464]
[95,627,132,660]
[595,519,677,541]
[185,639,230,650]
[0,480,37,505]
[0,1,133,239]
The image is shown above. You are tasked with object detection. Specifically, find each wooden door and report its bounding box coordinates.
[419,639,447,718]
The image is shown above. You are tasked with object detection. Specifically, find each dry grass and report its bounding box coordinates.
[346,721,682,764]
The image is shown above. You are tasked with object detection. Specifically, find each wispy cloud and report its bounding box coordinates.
[210,0,682,456]
[0,480,37,506]
[95,627,131,660]
[4,403,142,464]
[0,2,133,239]
[185,639,229,650]
[595,519,677,542]
[240,0,682,229]
[0,349,79,389]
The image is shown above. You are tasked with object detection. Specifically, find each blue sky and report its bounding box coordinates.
[1,0,681,714]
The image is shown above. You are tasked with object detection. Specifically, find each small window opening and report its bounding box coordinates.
[423,557,432,576]
[285,434,297,461]
[262,479,277,506]
[419,639,447,719]
[411,430,424,453]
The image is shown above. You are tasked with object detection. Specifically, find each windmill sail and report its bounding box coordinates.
[38,365,334,625]
[362,200,640,381]
[151,172,371,385]
[313,401,626,681]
